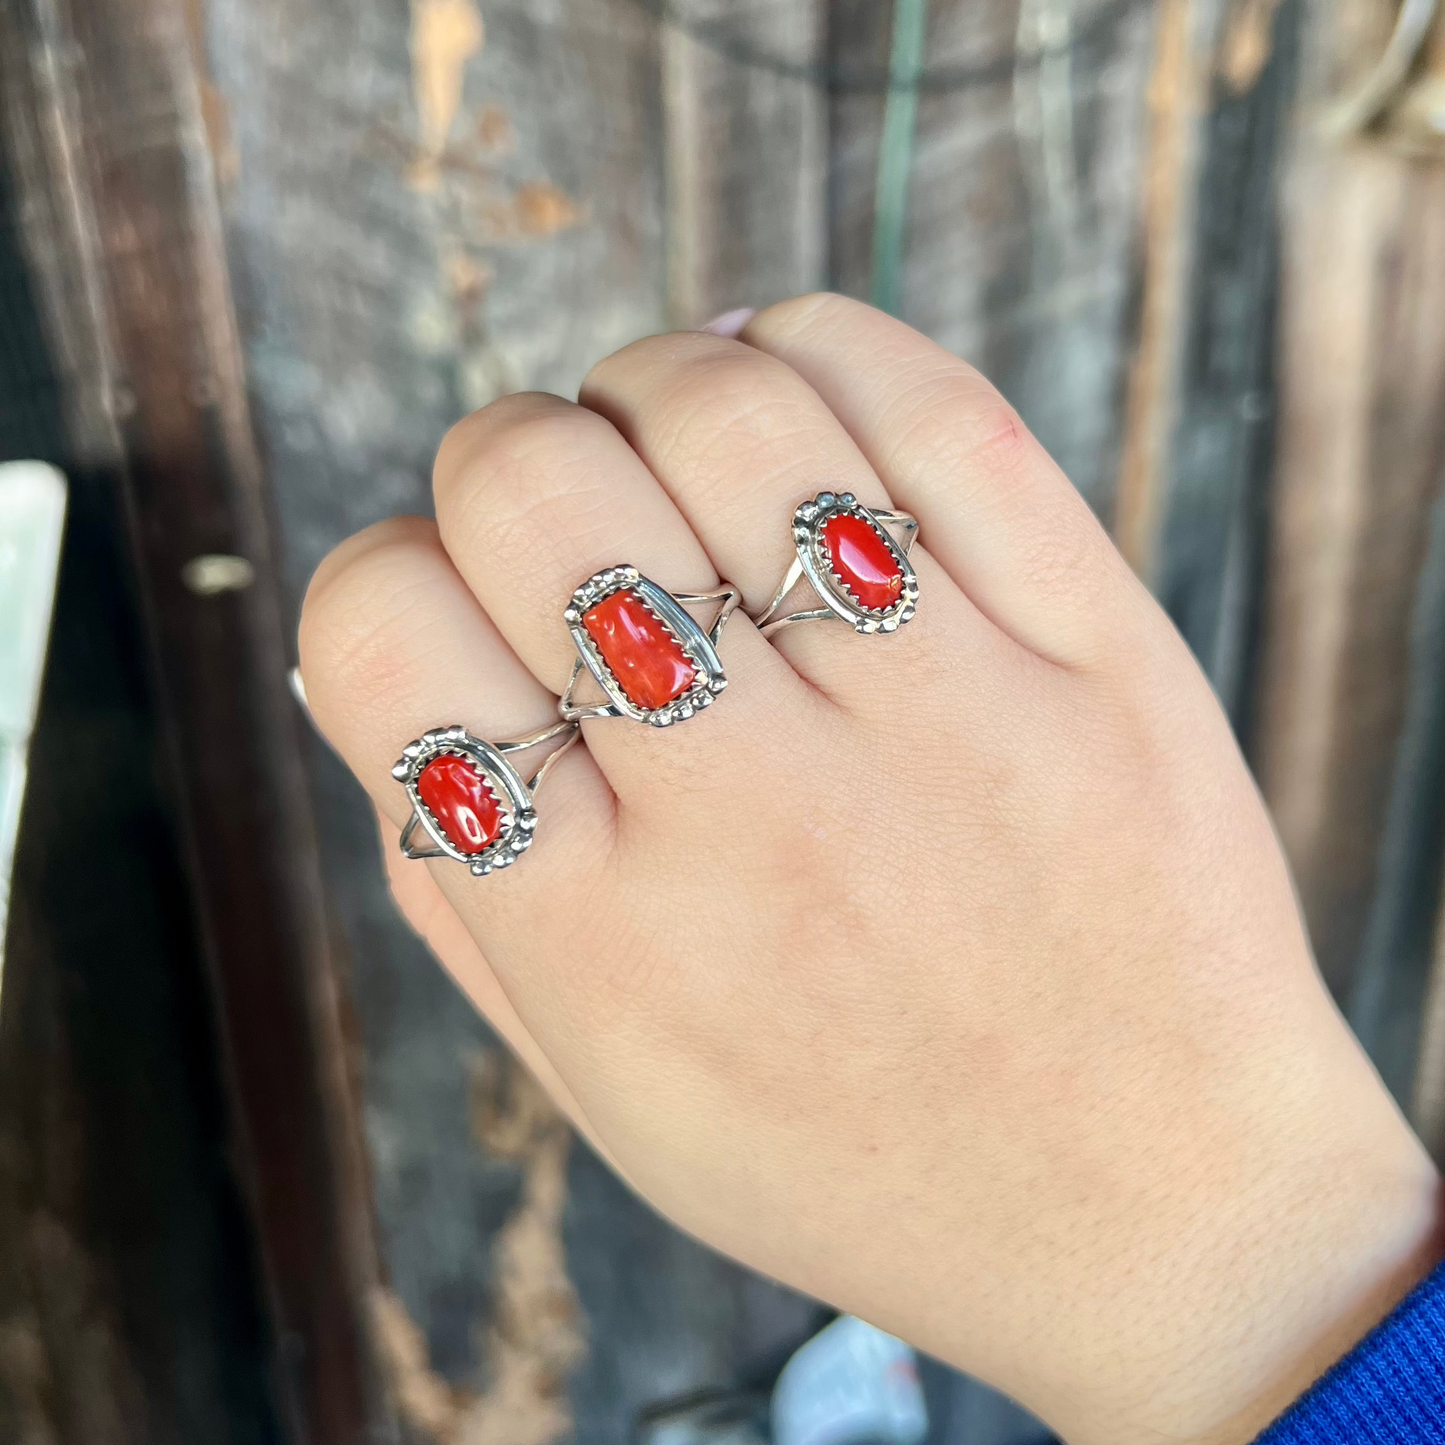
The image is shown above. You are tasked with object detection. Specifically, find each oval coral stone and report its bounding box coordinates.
[583,589,697,710]
[822,513,903,610]
[417,754,503,854]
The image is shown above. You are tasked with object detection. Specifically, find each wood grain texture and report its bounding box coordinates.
[0,161,279,1445]
[662,0,827,325]
[1367,6,1445,1124]
[0,455,282,1445]
[1114,0,1224,568]
[0,0,391,1437]
[1146,0,1299,723]
[1254,0,1445,1002]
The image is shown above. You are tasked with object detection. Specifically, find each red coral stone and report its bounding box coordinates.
[417,754,503,854]
[583,589,697,711]
[822,512,903,610]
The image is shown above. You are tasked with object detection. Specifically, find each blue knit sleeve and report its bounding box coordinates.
[1255,1262,1445,1443]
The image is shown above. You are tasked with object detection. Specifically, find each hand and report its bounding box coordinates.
[299,294,1441,1445]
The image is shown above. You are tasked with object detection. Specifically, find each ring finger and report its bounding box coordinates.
[430,392,814,799]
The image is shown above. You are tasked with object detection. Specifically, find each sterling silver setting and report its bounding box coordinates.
[560,566,741,727]
[753,491,919,638]
[392,720,578,875]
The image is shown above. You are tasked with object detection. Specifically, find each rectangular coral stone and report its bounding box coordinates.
[583,589,697,711]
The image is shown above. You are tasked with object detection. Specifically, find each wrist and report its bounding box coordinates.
[1128,1102,1442,1445]
[955,1024,1445,1445]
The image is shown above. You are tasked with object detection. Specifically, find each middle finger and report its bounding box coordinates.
[432,392,811,794]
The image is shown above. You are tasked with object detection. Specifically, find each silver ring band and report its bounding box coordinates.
[393,719,578,876]
[752,491,918,638]
[559,565,741,727]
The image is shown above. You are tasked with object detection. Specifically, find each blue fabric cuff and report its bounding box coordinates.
[1256,1260,1445,1443]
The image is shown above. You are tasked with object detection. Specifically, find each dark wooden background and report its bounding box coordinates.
[2,0,1444,1442]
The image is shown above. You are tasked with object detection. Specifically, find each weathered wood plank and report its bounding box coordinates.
[199,0,656,1408]
[1253,0,1445,1004]
[1114,0,1229,565]
[0,0,392,1436]
[1352,0,1445,1111]
[0,463,283,1445]
[1141,0,1299,724]
[0,160,280,1445]
[662,0,827,325]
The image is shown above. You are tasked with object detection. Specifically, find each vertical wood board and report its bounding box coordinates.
[1255,0,1445,1000]
[663,0,827,326]
[1,0,392,1436]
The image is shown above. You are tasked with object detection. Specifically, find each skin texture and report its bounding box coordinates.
[299,294,1443,1445]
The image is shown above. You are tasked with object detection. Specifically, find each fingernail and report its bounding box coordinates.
[699,307,756,339]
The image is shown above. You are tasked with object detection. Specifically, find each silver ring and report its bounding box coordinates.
[392,720,578,876]
[751,491,918,638]
[559,565,741,727]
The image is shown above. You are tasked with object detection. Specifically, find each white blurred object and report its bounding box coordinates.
[0,462,67,972]
[180,551,254,595]
[643,1418,763,1445]
[772,1316,929,1445]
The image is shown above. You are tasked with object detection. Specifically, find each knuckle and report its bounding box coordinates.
[643,350,822,468]
[302,519,433,645]
[582,330,701,394]
[965,395,1035,473]
[751,290,855,341]
[436,393,581,500]
[583,331,833,487]
[883,371,1034,486]
[435,396,607,538]
[585,331,785,423]
[582,329,767,407]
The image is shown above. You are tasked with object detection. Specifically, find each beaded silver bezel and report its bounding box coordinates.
[794,491,918,634]
[392,726,536,876]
